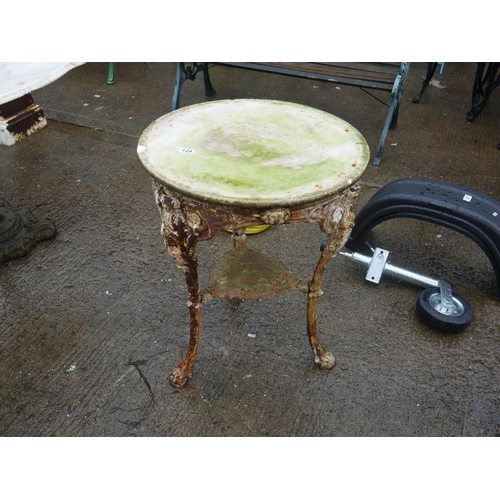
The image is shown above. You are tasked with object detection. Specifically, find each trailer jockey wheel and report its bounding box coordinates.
[416,287,473,333]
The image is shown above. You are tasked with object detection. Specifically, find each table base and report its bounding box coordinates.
[0,198,57,265]
[154,180,360,388]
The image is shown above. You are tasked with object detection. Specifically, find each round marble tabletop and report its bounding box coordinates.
[137,99,370,208]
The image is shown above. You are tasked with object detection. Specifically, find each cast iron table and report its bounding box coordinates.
[137,99,369,388]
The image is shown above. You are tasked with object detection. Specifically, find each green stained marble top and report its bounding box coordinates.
[137,99,369,208]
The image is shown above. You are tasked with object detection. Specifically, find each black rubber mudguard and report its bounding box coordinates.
[345,178,500,299]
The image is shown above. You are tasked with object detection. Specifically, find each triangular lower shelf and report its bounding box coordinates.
[205,247,308,300]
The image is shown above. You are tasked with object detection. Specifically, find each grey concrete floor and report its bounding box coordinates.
[1,62,499,437]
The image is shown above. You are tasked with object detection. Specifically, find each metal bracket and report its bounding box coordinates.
[438,280,454,308]
[365,247,390,283]
[340,245,443,291]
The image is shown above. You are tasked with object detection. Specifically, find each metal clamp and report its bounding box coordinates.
[340,244,444,291]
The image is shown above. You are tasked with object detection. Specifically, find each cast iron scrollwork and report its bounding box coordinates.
[172,63,216,111]
[154,179,361,387]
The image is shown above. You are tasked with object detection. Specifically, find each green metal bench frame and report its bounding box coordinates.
[172,62,410,166]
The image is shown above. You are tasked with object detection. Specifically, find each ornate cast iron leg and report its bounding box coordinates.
[154,183,204,388]
[305,186,358,369]
[306,236,337,370]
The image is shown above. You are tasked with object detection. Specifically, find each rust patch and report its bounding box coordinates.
[207,247,307,300]
[151,179,361,388]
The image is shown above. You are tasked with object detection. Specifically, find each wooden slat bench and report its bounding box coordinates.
[172,62,410,165]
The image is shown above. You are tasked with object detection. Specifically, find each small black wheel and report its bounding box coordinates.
[416,287,473,333]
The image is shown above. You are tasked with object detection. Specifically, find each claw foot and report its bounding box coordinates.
[317,352,336,370]
[169,367,191,388]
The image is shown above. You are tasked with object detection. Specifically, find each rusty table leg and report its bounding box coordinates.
[154,182,270,388]
[154,179,359,386]
[167,242,201,389]
[306,234,337,369]
[303,185,358,369]
[155,183,203,389]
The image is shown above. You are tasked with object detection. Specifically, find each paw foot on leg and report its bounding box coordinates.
[317,351,336,370]
[169,367,191,388]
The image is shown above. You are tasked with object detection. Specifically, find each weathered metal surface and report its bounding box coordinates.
[300,184,359,369]
[207,247,309,300]
[154,183,201,388]
[0,198,57,265]
[154,180,360,388]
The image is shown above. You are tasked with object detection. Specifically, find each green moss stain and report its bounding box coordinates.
[139,100,370,207]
